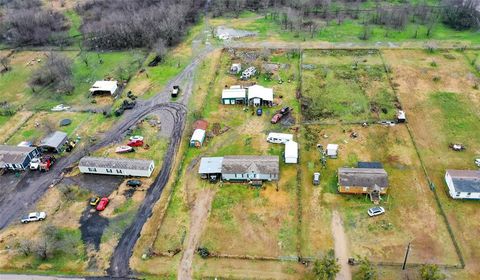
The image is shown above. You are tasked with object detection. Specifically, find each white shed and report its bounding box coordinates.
[247,85,273,106]
[190,129,206,147]
[78,157,155,177]
[326,144,339,158]
[285,141,298,164]
[89,81,118,96]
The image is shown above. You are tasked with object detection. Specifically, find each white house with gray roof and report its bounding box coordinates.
[79,157,155,177]
[445,170,480,200]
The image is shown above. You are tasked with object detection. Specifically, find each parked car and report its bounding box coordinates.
[127,140,144,147]
[280,106,291,114]
[475,158,480,167]
[313,172,320,185]
[256,108,263,116]
[367,206,385,217]
[89,197,100,206]
[271,113,283,124]
[21,212,46,223]
[96,197,109,211]
[29,158,40,170]
[51,104,70,112]
[129,135,144,142]
[127,180,142,187]
[172,85,180,98]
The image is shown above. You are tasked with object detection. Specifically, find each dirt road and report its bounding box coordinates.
[178,188,215,280]
[332,210,352,280]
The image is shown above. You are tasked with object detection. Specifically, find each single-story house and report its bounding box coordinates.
[0,145,40,171]
[39,131,68,153]
[222,86,247,105]
[198,157,223,180]
[445,170,480,200]
[247,85,273,106]
[222,155,279,182]
[284,141,298,164]
[89,80,118,96]
[326,144,339,158]
[78,157,155,177]
[338,167,389,201]
[190,129,206,147]
[230,63,242,74]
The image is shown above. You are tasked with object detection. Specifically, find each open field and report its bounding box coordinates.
[301,49,398,122]
[384,49,480,276]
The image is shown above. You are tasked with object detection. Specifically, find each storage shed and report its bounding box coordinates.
[230,63,242,74]
[39,131,68,153]
[284,141,298,164]
[222,155,279,182]
[326,144,339,158]
[89,81,118,96]
[247,85,273,106]
[0,145,40,171]
[445,170,480,200]
[222,86,247,105]
[78,157,155,177]
[190,129,206,147]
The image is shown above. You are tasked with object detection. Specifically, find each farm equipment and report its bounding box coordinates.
[39,155,56,172]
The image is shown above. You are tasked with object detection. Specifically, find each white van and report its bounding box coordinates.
[267,133,293,144]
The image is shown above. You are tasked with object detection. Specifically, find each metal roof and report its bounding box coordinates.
[40,131,68,149]
[198,157,223,174]
[338,167,388,188]
[222,155,279,175]
[191,129,206,142]
[89,80,118,94]
[222,88,247,99]
[247,85,273,101]
[447,170,480,193]
[79,157,153,171]
[0,145,37,165]
[285,141,298,158]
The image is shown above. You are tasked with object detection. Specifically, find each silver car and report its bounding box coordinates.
[368,206,385,217]
[313,172,320,185]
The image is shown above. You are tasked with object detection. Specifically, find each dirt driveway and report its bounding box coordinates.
[332,210,351,280]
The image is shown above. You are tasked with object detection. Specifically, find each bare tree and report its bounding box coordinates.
[29,52,74,93]
[0,56,10,72]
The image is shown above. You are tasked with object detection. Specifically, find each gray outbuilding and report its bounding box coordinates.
[39,131,68,153]
[198,157,223,180]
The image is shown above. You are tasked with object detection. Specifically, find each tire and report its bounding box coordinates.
[39,218,44,221]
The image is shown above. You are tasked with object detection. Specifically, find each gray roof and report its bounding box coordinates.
[222,155,279,175]
[40,131,68,149]
[0,145,37,165]
[358,162,383,169]
[198,157,223,174]
[447,170,480,193]
[79,157,153,171]
[338,167,388,188]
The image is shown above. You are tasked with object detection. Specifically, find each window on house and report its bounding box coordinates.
[456,192,460,196]
[88,168,97,172]
[345,187,350,191]
[116,169,122,174]
[467,192,471,195]
[362,187,367,192]
[106,169,113,173]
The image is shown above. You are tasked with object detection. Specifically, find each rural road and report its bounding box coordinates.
[332,210,352,280]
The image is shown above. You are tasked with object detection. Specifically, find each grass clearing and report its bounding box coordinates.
[383,49,480,276]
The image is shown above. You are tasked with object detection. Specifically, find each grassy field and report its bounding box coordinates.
[302,49,397,122]
[383,49,480,277]
[210,12,480,45]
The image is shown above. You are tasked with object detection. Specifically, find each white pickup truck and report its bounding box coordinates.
[21,212,46,223]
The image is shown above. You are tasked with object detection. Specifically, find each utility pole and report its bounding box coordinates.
[402,242,411,270]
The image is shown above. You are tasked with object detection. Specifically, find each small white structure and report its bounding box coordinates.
[284,141,298,164]
[79,157,155,177]
[222,86,247,105]
[247,85,273,106]
[445,170,480,200]
[89,81,118,96]
[267,133,293,144]
[190,129,206,147]
[326,144,339,158]
[397,110,406,123]
[230,63,242,74]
